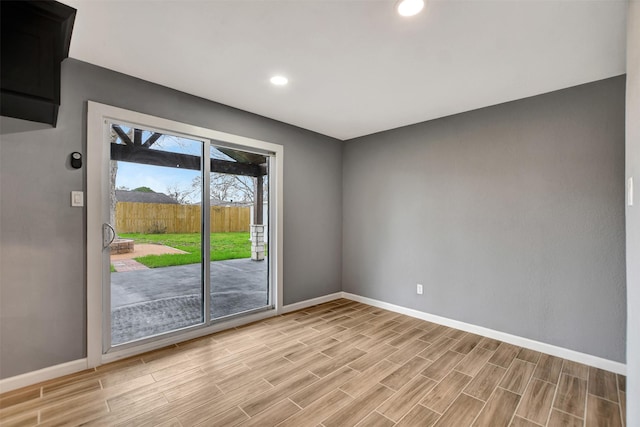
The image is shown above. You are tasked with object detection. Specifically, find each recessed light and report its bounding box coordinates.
[396,0,424,17]
[270,75,288,86]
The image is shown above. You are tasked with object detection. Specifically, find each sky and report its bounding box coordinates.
[116,162,198,195]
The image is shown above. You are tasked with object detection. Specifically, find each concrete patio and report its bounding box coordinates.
[110,258,268,345]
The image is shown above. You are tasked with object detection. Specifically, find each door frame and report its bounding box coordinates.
[86,101,284,368]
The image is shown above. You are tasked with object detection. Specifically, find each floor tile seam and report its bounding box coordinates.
[209,382,225,398]
[318,383,392,426]
[6,385,109,419]
[495,384,524,397]
[238,403,252,419]
[491,346,521,372]
[501,383,526,427]
[452,354,496,378]
[370,410,395,426]
[396,402,441,426]
[445,388,485,426]
[240,389,297,419]
[338,384,360,400]
[276,395,336,427]
[451,367,476,380]
[366,383,397,423]
[39,399,110,425]
[460,361,510,403]
[319,313,356,322]
[544,363,562,427]
[38,368,103,393]
[108,393,170,426]
[262,370,319,390]
[422,383,465,416]
[516,354,541,365]
[515,416,546,427]
[286,397,304,411]
[500,356,538,389]
[557,370,589,383]
[40,378,103,401]
[532,367,562,386]
[551,360,587,424]
[582,366,589,427]
[421,369,445,383]
[0,386,43,408]
[533,377,560,388]
[618,387,626,427]
[151,367,208,389]
[586,392,621,405]
[550,406,585,421]
[387,336,426,350]
[205,362,251,384]
[510,352,540,423]
[382,354,427,369]
[481,364,511,399]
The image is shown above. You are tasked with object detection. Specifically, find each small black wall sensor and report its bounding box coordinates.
[71,152,82,169]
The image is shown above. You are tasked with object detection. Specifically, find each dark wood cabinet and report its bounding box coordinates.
[1,1,76,127]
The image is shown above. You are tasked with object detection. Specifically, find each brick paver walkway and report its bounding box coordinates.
[111,259,149,272]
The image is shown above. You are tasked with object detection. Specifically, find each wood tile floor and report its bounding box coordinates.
[0,299,626,427]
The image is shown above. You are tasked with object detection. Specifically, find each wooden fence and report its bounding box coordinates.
[115,202,250,234]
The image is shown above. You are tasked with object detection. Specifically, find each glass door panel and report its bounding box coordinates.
[107,123,205,346]
[209,145,270,320]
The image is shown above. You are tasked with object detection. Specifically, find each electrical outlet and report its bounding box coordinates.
[416,284,423,295]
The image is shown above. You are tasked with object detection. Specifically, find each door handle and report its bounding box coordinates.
[103,223,116,249]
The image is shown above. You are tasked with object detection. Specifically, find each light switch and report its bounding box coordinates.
[629,177,634,207]
[71,191,84,207]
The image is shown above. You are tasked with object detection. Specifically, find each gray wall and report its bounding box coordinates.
[343,77,626,362]
[0,59,343,379]
[626,2,639,424]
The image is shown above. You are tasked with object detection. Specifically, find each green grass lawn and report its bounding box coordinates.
[119,232,252,268]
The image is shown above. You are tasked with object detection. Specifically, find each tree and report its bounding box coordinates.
[191,173,256,203]
[165,183,194,204]
[132,186,154,193]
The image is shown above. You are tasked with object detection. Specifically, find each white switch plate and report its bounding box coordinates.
[416,284,423,295]
[629,177,634,207]
[71,191,84,207]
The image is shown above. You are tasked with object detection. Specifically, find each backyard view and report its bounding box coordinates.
[107,123,269,346]
[115,232,252,269]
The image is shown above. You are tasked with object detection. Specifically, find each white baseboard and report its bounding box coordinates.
[0,359,89,394]
[281,292,343,314]
[342,292,626,375]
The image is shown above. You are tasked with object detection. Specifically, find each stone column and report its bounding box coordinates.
[251,224,265,261]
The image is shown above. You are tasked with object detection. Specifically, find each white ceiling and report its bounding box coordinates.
[61,0,628,140]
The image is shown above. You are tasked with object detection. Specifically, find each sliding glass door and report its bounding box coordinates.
[103,122,271,350]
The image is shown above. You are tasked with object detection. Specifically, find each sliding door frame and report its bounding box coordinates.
[87,101,284,368]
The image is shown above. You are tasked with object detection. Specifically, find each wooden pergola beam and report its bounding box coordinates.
[111,144,266,177]
[112,126,162,148]
[112,125,133,146]
[133,129,143,146]
[143,132,162,148]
